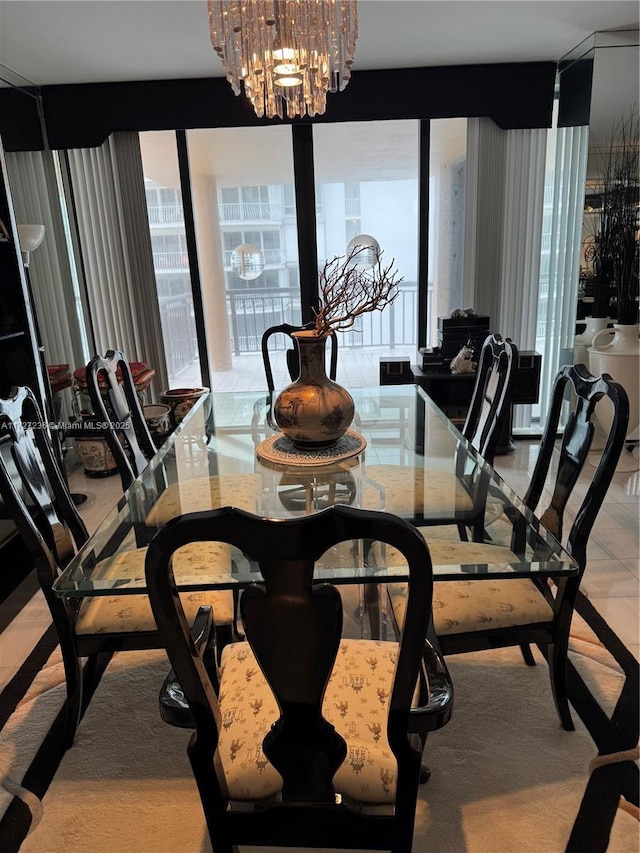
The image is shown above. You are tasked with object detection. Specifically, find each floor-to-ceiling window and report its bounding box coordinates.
[312,121,420,383]
[186,126,301,392]
[140,132,202,388]
[140,121,468,392]
[427,119,467,347]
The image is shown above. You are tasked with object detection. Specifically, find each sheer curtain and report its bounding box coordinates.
[5,149,88,369]
[465,119,548,428]
[67,132,169,397]
[536,123,589,424]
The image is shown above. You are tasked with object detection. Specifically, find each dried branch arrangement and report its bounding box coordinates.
[313,245,403,337]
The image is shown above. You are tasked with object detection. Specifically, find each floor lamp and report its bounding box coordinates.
[16,224,86,503]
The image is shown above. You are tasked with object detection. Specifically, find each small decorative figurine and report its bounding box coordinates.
[450,341,477,374]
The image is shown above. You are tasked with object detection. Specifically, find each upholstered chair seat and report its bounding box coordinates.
[75,541,234,634]
[374,532,519,570]
[214,638,408,804]
[146,506,454,851]
[389,577,554,636]
[145,473,263,526]
[376,536,554,637]
[363,464,475,516]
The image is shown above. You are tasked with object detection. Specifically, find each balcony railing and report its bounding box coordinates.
[219,202,284,222]
[158,294,198,378]
[226,283,417,355]
[222,248,285,268]
[153,251,189,271]
[148,204,184,225]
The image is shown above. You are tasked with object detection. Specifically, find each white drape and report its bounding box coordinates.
[465,119,550,429]
[463,118,506,320]
[5,149,88,369]
[67,133,169,398]
[536,124,589,425]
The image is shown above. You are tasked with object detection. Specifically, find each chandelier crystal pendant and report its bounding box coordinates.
[208,0,358,119]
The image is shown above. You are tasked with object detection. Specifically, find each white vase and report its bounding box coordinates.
[573,316,610,368]
[588,324,640,443]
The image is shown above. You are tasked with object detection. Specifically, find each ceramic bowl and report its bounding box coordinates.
[160,387,209,427]
[143,403,172,437]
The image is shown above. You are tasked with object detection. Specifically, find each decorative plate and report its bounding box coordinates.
[257,430,367,468]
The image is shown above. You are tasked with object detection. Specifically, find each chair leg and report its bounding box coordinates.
[391,828,414,853]
[60,647,83,750]
[548,640,575,731]
[364,583,381,640]
[519,643,536,666]
[82,651,102,686]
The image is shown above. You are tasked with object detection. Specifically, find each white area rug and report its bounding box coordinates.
[2,615,636,853]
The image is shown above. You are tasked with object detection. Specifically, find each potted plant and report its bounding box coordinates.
[584,113,639,323]
[588,111,639,447]
[273,245,402,448]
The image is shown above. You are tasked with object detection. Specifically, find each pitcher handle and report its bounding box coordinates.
[590,327,615,350]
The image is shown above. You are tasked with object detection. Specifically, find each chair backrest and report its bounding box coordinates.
[146,504,433,850]
[86,350,157,491]
[523,364,629,572]
[463,333,518,462]
[0,386,88,598]
[261,322,338,395]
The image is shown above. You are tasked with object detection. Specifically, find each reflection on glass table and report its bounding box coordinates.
[53,386,577,601]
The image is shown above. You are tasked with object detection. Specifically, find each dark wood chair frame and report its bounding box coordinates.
[146,505,453,853]
[85,349,157,491]
[0,385,214,748]
[415,333,519,542]
[461,333,519,464]
[261,322,339,396]
[412,365,629,731]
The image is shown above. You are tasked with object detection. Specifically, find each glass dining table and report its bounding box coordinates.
[53,386,578,610]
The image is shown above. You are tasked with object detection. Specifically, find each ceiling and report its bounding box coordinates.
[0,1,638,87]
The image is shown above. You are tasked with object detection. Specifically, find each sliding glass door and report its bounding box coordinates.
[312,121,420,385]
[427,119,467,347]
[187,126,301,392]
[141,122,449,393]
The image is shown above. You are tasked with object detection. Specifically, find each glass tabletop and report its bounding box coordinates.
[53,386,578,597]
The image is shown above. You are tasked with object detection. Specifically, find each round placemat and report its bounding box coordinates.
[257,430,367,468]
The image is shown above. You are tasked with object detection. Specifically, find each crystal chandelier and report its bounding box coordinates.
[208,1,358,120]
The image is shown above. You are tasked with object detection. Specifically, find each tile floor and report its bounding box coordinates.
[0,400,638,692]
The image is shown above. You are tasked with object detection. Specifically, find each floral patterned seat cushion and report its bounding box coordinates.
[390,576,554,635]
[372,536,520,573]
[377,537,554,635]
[144,474,263,526]
[75,541,234,634]
[216,639,404,804]
[363,464,474,515]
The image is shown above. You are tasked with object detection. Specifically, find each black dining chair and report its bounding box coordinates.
[384,365,629,730]
[0,385,244,747]
[460,333,519,463]
[261,322,339,395]
[146,504,453,853]
[365,334,518,541]
[84,349,157,491]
